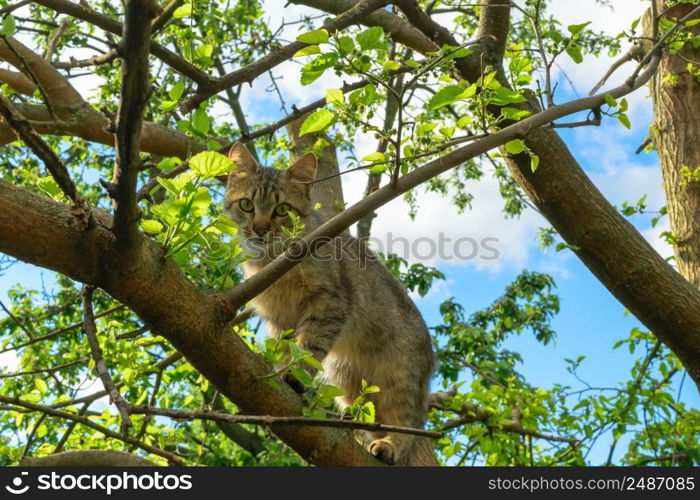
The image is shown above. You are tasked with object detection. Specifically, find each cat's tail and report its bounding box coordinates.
[405,437,440,466]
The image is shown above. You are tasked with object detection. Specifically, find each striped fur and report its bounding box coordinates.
[224,143,437,465]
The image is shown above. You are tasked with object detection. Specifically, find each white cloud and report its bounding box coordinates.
[0,350,20,372]
[549,0,648,94]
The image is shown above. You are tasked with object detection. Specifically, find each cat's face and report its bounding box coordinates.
[224,142,317,247]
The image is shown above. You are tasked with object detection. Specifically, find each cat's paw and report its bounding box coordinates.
[283,372,306,394]
[368,438,396,465]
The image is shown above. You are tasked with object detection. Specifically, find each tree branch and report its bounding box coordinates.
[111,0,158,246]
[21,449,158,467]
[127,405,442,438]
[33,0,210,85]
[0,93,89,220]
[218,55,661,318]
[0,394,184,465]
[290,0,437,53]
[178,0,393,113]
[82,285,132,435]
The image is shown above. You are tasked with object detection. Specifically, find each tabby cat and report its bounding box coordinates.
[224,142,437,466]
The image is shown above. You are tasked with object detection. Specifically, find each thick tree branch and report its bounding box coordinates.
[286,114,345,220]
[218,57,661,318]
[396,0,700,390]
[289,0,437,53]
[0,182,384,466]
[0,67,37,95]
[21,450,158,467]
[111,0,158,246]
[0,35,84,109]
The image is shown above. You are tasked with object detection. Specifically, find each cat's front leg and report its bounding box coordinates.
[294,289,348,375]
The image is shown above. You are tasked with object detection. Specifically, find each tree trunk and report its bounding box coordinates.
[650,1,700,288]
[286,114,345,220]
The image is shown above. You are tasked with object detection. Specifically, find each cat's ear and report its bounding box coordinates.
[228,142,259,182]
[286,153,317,184]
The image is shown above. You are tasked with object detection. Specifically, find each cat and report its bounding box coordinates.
[224,142,437,466]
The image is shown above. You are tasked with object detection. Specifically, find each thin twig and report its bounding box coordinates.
[0,394,184,465]
[82,285,132,436]
[127,405,443,438]
[0,305,124,355]
[0,358,87,379]
[45,18,70,61]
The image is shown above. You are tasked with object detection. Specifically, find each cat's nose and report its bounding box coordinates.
[252,219,271,236]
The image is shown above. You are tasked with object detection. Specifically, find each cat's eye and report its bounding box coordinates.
[273,203,291,217]
[238,198,254,212]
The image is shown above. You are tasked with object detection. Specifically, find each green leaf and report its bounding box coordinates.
[604,93,617,108]
[293,45,321,57]
[34,379,48,395]
[173,3,192,18]
[296,28,329,44]
[338,36,355,54]
[37,176,61,199]
[383,60,401,71]
[196,43,213,59]
[159,100,178,111]
[567,22,591,36]
[303,356,323,371]
[530,154,540,172]
[318,384,345,399]
[192,109,210,135]
[490,86,526,105]
[442,46,473,60]
[0,15,16,36]
[501,107,531,121]
[325,88,344,105]
[369,164,387,174]
[362,151,386,162]
[427,84,476,111]
[299,109,336,136]
[190,151,235,178]
[169,81,185,101]
[189,188,212,217]
[505,139,525,155]
[356,26,384,51]
[214,216,238,236]
[289,367,314,386]
[141,219,164,235]
[157,157,182,171]
[349,83,376,106]
[361,401,376,422]
[23,390,42,403]
[300,53,337,85]
[565,44,583,64]
[617,113,631,129]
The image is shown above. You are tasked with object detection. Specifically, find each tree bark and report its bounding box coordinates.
[649,1,700,288]
[20,450,158,467]
[0,180,382,466]
[285,114,345,220]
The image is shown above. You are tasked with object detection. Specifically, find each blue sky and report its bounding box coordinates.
[1,0,698,465]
